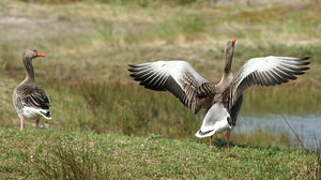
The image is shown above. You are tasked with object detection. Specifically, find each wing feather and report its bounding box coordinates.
[22,88,50,110]
[232,56,310,102]
[129,60,215,113]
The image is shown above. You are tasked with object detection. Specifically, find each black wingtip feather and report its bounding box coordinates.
[299,67,310,71]
[298,61,311,65]
[128,68,136,72]
[300,57,310,61]
[128,64,140,68]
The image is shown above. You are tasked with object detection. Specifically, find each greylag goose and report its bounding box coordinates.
[13,49,51,130]
[128,39,310,148]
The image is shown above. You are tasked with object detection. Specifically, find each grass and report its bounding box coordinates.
[0,129,319,179]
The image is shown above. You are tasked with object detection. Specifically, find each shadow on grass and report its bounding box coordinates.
[211,138,282,151]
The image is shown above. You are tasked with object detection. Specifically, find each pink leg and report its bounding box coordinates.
[208,136,213,146]
[20,117,25,131]
[225,131,231,150]
[36,119,40,129]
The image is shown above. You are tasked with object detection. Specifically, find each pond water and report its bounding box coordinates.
[235,114,321,150]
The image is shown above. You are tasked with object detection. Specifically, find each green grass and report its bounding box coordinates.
[0,129,319,179]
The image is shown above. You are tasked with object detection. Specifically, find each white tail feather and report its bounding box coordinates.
[195,103,231,138]
[22,107,51,120]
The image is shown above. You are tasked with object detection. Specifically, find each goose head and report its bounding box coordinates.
[23,48,46,60]
[22,49,46,82]
[225,39,237,61]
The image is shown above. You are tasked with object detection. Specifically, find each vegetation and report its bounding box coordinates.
[0,0,320,178]
[1,0,320,135]
[0,129,320,179]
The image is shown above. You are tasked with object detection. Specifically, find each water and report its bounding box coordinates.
[235,114,321,150]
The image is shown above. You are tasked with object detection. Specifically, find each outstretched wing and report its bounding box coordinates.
[231,56,310,102]
[128,61,215,113]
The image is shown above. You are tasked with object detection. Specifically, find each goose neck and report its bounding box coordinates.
[23,56,35,82]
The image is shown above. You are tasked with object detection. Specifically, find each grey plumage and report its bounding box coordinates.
[128,40,310,145]
[129,61,213,113]
[13,83,50,118]
[13,49,51,130]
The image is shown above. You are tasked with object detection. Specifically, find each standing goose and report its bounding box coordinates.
[13,49,51,130]
[128,39,310,148]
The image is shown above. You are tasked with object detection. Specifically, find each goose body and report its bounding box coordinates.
[13,83,51,120]
[129,39,310,147]
[13,49,51,130]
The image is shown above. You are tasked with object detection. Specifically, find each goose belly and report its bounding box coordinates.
[21,107,40,118]
[212,119,231,134]
[195,103,233,138]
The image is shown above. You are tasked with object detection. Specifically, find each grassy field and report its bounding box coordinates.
[0,129,320,179]
[0,0,321,178]
[1,0,320,132]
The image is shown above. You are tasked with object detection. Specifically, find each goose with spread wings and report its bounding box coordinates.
[13,49,51,130]
[128,39,310,148]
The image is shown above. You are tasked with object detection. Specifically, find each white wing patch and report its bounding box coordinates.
[139,60,208,89]
[129,60,213,112]
[235,56,310,85]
